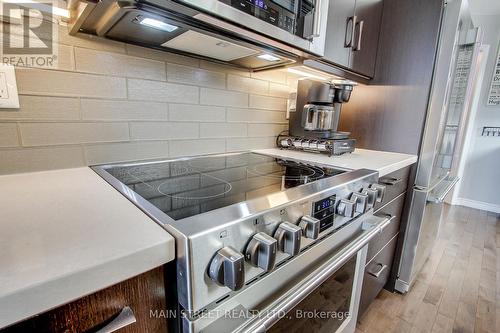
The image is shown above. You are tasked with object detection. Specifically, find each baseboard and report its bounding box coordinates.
[453,198,500,214]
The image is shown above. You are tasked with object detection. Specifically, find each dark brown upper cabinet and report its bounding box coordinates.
[323,0,383,78]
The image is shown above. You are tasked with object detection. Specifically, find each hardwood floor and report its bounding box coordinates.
[356,204,500,333]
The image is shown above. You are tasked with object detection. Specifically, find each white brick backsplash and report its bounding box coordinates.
[0,124,19,147]
[16,68,127,98]
[0,96,79,120]
[167,64,226,89]
[169,139,226,157]
[128,79,199,103]
[0,146,85,174]
[251,70,287,84]
[130,122,199,140]
[59,28,126,54]
[227,108,287,123]
[200,88,248,107]
[249,95,287,111]
[268,82,292,98]
[20,122,130,146]
[248,124,288,137]
[0,18,298,173]
[126,44,199,67]
[226,137,276,152]
[81,99,167,120]
[75,48,166,81]
[169,104,225,122]
[200,123,247,138]
[286,72,301,87]
[227,75,268,94]
[84,141,169,164]
[199,60,250,77]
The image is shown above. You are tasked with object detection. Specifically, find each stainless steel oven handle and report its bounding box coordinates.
[235,214,393,333]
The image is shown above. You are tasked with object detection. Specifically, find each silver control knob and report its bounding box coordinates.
[208,246,245,291]
[351,192,369,213]
[363,188,378,208]
[370,184,386,202]
[274,222,302,256]
[336,198,356,218]
[299,215,320,239]
[246,232,277,272]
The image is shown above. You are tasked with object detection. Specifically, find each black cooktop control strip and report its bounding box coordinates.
[313,194,336,232]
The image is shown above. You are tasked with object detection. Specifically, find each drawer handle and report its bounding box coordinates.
[95,307,136,333]
[367,263,387,279]
[379,177,403,186]
[374,213,394,232]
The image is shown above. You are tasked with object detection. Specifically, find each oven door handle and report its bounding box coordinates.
[235,213,394,333]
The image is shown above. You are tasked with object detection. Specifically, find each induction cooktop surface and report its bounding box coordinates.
[102,153,346,220]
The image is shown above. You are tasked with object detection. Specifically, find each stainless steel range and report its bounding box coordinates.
[93,152,391,332]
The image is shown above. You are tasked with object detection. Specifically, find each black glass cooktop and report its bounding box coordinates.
[105,153,346,220]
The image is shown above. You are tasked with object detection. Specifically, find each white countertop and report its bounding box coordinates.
[0,167,175,329]
[253,148,418,176]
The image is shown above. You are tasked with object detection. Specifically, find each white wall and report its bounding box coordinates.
[456,14,500,212]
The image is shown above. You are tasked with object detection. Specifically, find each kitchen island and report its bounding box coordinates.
[0,168,175,330]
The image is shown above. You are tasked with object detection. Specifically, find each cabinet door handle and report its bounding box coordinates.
[352,20,364,51]
[344,16,357,47]
[379,177,403,186]
[367,263,387,278]
[95,306,136,333]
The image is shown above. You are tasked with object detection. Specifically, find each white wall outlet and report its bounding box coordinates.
[0,64,20,109]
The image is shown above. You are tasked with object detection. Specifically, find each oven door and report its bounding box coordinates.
[184,213,392,333]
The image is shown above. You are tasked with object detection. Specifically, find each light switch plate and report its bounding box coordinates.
[0,63,20,109]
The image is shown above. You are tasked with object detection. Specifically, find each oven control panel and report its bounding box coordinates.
[207,181,386,292]
[312,195,336,232]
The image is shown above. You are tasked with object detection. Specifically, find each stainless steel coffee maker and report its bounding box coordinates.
[279,79,356,155]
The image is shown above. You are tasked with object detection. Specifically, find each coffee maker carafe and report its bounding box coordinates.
[280,79,355,155]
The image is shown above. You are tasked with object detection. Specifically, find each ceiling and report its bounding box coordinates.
[468,0,500,15]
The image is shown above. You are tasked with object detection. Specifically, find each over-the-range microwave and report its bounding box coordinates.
[68,0,329,70]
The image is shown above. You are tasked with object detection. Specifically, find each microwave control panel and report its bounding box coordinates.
[220,0,296,34]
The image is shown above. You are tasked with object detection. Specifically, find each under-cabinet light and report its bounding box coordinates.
[140,18,178,32]
[257,54,281,62]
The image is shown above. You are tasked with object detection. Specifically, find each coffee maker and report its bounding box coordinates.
[278,79,356,155]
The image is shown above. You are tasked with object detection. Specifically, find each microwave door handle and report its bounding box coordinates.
[235,214,393,333]
[305,0,323,38]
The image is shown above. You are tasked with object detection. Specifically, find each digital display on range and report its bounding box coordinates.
[254,0,268,9]
[313,195,336,232]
